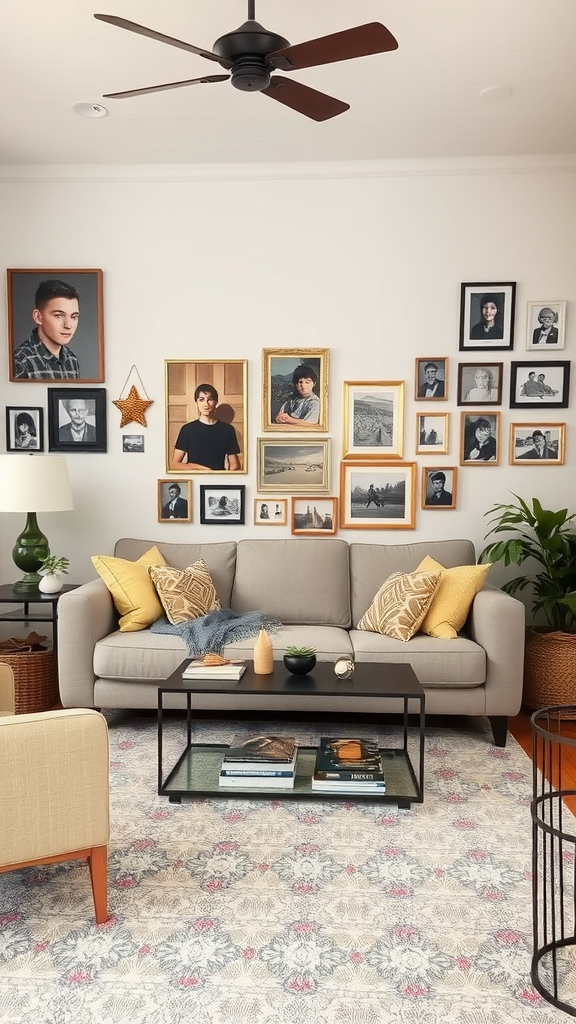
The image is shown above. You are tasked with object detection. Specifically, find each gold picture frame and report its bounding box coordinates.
[257,438,330,493]
[342,381,404,459]
[291,497,337,535]
[460,411,500,465]
[262,348,329,431]
[421,467,457,510]
[339,461,416,529]
[510,423,565,465]
[165,359,247,474]
[157,479,192,523]
[254,498,288,525]
[415,412,449,455]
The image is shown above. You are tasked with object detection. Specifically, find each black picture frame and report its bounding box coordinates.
[47,387,107,452]
[200,484,245,525]
[509,361,570,409]
[5,406,44,452]
[459,282,516,351]
[457,362,503,405]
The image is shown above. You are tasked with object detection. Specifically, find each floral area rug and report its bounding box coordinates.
[0,711,571,1024]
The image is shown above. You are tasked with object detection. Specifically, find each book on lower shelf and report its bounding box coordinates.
[223,734,297,765]
[312,737,386,785]
[182,660,246,680]
[310,779,386,793]
[218,770,296,789]
[220,750,297,777]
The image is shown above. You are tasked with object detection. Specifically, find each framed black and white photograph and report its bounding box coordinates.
[459,282,516,351]
[254,498,287,525]
[165,359,247,473]
[457,362,503,405]
[414,358,448,400]
[291,497,337,535]
[122,434,144,453]
[339,461,416,530]
[510,361,570,409]
[510,423,565,465]
[200,485,245,525]
[7,268,104,383]
[262,348,329,432]
[415,413,449,454]
[421,467,457,510]
[460,412,500,465]
[526,301,566,351]
[47,387,107,453]
[158,479,192,522]
[257,439,330,493]
[5,406,44,452]
[342,381,404,459]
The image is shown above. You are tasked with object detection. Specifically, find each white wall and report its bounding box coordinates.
[1,158,574,594]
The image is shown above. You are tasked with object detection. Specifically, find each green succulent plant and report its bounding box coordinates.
[39,554,70,577]
[285,645,316,657]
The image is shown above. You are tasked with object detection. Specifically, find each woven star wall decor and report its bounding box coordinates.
[113,367,153,427]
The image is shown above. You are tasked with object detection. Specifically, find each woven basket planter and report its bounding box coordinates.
[0,648,58,714]
[523,627,576,715]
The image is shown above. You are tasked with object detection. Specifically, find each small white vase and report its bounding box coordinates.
[38,574,64,594]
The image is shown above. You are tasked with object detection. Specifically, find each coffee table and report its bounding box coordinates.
[158,660,425,807]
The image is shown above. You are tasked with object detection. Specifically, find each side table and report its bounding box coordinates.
[0,583,78,653]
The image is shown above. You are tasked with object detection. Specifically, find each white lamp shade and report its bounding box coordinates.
[0,455,74,513]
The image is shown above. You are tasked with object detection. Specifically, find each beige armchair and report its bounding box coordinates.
[0,703,110,924]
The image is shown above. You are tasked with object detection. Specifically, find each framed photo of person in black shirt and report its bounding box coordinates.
[47,387,107,453]
[422,467,457,510]
[459,282,516,352]
[158,479,192,522]
[166,360,247,474]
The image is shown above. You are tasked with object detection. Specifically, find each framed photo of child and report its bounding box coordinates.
[422,467,457,509]
[262,348,329,432]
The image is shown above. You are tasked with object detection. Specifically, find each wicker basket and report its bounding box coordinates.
[0,648,58,714]
[523,628,576,716]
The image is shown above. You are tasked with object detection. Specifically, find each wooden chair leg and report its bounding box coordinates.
[88,845,108,924]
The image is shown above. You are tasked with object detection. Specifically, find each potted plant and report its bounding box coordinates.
[283,645,317,676]
[479,495,576,709]
[38,555,70,595]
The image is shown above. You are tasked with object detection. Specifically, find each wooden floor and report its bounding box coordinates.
[509,706,576,815]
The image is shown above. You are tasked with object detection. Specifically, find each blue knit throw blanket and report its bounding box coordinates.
[149,608,282,656]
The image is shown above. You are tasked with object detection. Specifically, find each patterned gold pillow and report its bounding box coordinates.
[148,559,221,625]
[356,570,441,642]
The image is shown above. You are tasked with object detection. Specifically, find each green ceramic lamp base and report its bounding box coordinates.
[12,512,49,593]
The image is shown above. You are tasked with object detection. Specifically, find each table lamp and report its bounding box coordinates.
[0,454,74,592]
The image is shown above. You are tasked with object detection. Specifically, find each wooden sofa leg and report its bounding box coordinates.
[88,845,108,924]
[488,716,508,747]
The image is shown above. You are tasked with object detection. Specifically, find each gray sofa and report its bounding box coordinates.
[57,537,525,745]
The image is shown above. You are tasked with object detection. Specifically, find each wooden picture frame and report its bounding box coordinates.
[510,361,570,409]
[257,439,330,493]
[421,467,457,509]
[158,479,192,522]
[343,381,404,459]
[459,282,516,351]
[47,387,107,453]
[457,362,503,405]
[526,301,566,351]
[414,358,448,401]
[262,348,329,431]
[510,423,565,465]
[254,498,287,525]
[5,406,44,452]
[460,411,500,465]
[200,484,245,524]
[291,497,337,535]
[7,269,104,382]
[339,461,416,530]
[415,412,449,454]
[165,360,247,473]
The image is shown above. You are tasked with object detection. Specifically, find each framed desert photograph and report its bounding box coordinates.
[5,406,44,452]
[343,381,404,459]
[421,467,457,509]
[415,413,449,454]
[158,480,192,522]
[510,361,570,409]
[459,282,516,351]
[254,498,287,525]
[457,362,503,405]
[510,423,565,465]
[165,360,247,473]
[526,301,566,351]
[339,462,416,530]
[414,358,448,400]
[200,484,245,525]
[7,269,104,382]
[262,348,328,431]
[47,387,107,453]
[257,439,330,493]
[291,497,337,535]
[460,412,500,465]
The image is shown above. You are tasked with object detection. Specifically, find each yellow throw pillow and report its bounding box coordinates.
[356,570,441,642]
[148,559,221,625]
[91,545,167,632]
[416,555,492,640]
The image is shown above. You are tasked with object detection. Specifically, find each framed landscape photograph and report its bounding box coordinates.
[158,479,192,522]
[415,412,449,454]
[421,467,457,510]
[291,497,337,535]
[526,301,566,351]
[47,387,107,453]
[254,498,287,525]
[7,268,104,382]
[510,361,570,409]
[459,282,516,351]
[165,359,247,474]
[200,484,245,525]
[5,406,44,452]
[342,381,404,459]
[457,362,503,405]
[262,348,328,432]
[257,439,330,493]
[510,423,565,465]
[460,412,500,465]
[414,358,448,400]
[339,462,416,530]
[122,434,144,453]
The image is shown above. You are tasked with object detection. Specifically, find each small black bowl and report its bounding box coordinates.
[283,654,316,676]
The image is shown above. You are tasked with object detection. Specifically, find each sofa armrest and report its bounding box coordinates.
[57,580,117,708]
[467,584,526,716]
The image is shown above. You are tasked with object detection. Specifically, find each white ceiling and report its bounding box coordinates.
[2,0,576,166]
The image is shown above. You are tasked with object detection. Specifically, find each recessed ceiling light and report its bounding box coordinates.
[479,86,513,104]
[72,102,108,118]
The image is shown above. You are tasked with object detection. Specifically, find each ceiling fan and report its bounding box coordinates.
[94,2,398,121]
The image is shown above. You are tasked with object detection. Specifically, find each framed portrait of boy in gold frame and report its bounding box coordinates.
[262,348,328,432]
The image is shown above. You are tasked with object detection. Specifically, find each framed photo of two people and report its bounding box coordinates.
[262,348,328,431]
[165,360,247,474]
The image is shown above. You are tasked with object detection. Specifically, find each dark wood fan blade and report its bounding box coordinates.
[268,22,398,72]
[262,77,349,121]
[103,75,229,100]
[94,14,232,68]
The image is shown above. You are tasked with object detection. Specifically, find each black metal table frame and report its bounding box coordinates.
[0,583,78,652]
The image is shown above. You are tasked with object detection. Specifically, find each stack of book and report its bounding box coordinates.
[311,737,386,793]
[182,660,246,680]
[218,734,297,788]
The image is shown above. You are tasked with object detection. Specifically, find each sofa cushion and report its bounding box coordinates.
[148,560,221,624]
[356,570,441,641]
[114,539,237,609]
[349,629,486,686]
[91,545,167,632]
[416,556,492,640]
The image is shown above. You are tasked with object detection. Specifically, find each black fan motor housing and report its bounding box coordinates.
[213,19,290,92]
